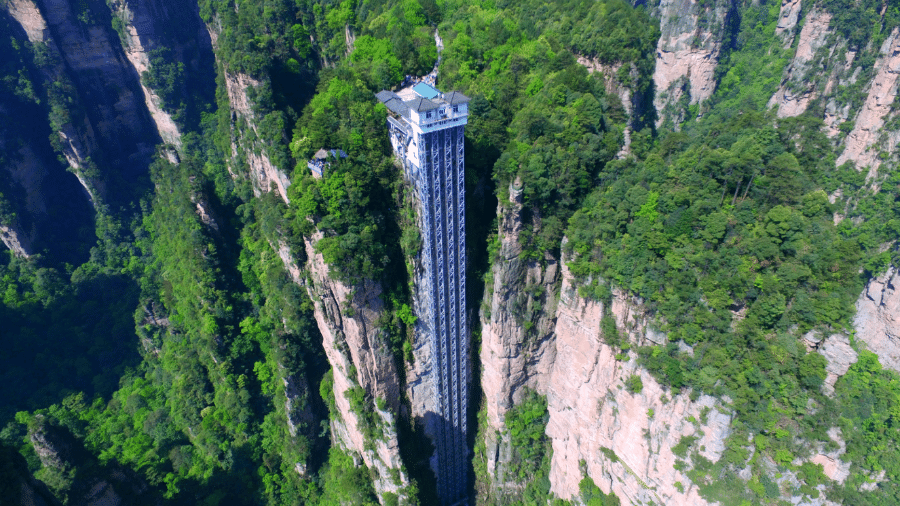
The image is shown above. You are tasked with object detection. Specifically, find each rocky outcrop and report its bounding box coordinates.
[302,232,411,502]
[220,69,293,203]
[27,421,160,506]
[805,332,858,395]
[808,428,851,484]
[0,224,34,258]
[283,372,315,440]
[107,0,182,148]
[543,261,730,505]
[769,10,833,118]
[405,250,438,423]
[3,0,103,204]
[0,80,94,259]
[5,0,48,43]
[836,29,900,177]
[3,0,192,209]
[0,145,45,257]
[36,0,159,178]
[652,0,731,125]
[854,267,900,373]
[577,56,633,154]
[478,182,724,504]
[480,181,558,435]
[0,444,62,506]
[774,0,803,42]
[275,239,304,284]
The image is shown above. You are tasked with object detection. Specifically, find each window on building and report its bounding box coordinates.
[426,112,432,118]
[453,105,459,112]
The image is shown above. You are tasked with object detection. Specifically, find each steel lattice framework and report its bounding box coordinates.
[377,86,470,505]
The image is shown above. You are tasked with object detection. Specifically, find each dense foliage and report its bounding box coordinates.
[437,0,657,255]
[560,2,900,503]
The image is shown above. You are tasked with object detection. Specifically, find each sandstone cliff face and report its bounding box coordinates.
[577,57,633,154]
[478,222,732,504]
[107,0,183,148]
[4,0,47,42]
[215,55,293,203]
[301,233,411,502]
[768,9,833,118]
[547,262,730,506]
[774,0,803,43]
[3,0,202,210]
[0,225,33,258]
[480,229,871,504]
[35,0,159,180]
[803,331,858,396]
[477,178,722,506]
[652,0,732,125]
[835,29,900,176]
[0,144,48,257]
[404,251,439,424]
[854,267,900,373]
[4,0,105,204]
[480,182,558,437]
[764,8,900,175]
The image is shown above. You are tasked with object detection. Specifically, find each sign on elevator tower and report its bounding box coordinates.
[377,83,470,505]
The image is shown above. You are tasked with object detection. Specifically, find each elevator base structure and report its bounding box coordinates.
[377,85,471,505]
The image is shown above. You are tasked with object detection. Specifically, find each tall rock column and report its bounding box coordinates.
[208,24,292,204]
[479,180,559,481]
[651,0,733,125]
[301,233,412,503]
[107,0,192,150]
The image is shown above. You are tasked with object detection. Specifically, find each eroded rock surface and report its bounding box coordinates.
[220,69,292,203]
[774,0,803,41]
[0,224,33,258]
[769,10,833,118]
[810,436,851,484]
[653,0,731,124]
[108,0,182,147]
[836,29,900,176]
[302,233,410,501]
[544,261,729,506]
[37,0,159,177]
[480,181,558,434]
[855,267,900,373]
[577,56,633,153]
[5,0,48,43]
[818,333,858,395]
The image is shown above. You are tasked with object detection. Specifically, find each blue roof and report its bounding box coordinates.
[413,82,440,99]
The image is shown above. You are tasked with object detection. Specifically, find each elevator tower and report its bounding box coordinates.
[377,83,469,505]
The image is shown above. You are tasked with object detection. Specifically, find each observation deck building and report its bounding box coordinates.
[376,83,470,505]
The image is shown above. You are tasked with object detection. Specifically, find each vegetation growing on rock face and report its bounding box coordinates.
[3,0,900,505]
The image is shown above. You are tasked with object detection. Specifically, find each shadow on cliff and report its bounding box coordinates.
[463,96,499,506]
[0,9,97,265]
